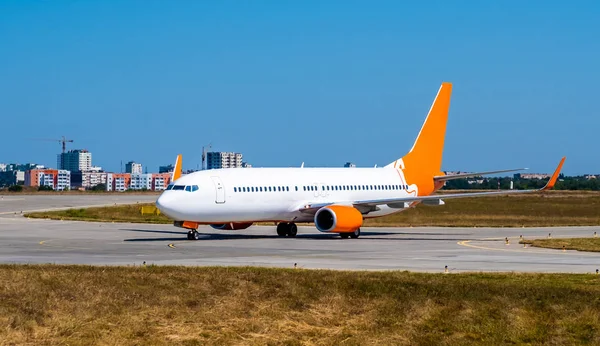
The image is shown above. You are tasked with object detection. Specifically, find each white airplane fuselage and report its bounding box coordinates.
[154,82,566,239]
[156,167,416,224]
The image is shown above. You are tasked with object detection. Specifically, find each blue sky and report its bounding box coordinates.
[0,1,598,175]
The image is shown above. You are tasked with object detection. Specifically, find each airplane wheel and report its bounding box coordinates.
[350,228,360,239]
[288,223,298,237]
[276,223,288,237]
[187,230,199,240]
[340,233,350,239]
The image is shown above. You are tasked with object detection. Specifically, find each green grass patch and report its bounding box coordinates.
[26,204,169,224]
[1,265,600,345]
[25,191,600,227]
[521,237,600,252]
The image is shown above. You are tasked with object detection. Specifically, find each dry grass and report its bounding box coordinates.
[521,238,600,252]
[25,191,600,227]
[364,191,600,227]
[1,265,600,345]
[25,204,168,224]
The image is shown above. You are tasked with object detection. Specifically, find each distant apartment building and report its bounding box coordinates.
[0,170,25,187]
[514,173,552,180]
[153,173,171,191]
[0,163,6,172]
[71,171,107,189]
[344,162,356,168]
[130,173,153,190]
[159,164,174,173]
[125,161,143,174]
[58,149,92,172]
[207,152,243,170]
[25,169,71,190]
[106,173,131,192]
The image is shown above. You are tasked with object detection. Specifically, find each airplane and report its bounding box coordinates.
[156,82,566,240]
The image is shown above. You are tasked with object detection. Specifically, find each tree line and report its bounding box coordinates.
[442,174,600,191]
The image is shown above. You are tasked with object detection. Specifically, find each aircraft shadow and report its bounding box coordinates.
[120,228,185,236]
[120,228,471,242]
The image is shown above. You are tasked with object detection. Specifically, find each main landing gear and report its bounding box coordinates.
[186,229,199,240]
[340,228,361,239]
[276,222,298,237]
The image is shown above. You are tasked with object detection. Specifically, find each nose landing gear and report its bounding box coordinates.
[276,223,298,237]
[186,229,199,240]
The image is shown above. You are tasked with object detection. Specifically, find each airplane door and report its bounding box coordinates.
[210,176,226,204]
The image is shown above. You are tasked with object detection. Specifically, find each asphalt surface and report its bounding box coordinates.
[1,194,599,272]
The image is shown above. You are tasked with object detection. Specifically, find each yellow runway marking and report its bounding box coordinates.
[168,243,176,249]
[457,236,598,255]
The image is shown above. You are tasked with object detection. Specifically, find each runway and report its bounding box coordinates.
[1,194,599,272]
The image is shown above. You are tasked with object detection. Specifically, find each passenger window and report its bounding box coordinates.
[286,186,289,191]
[295,186,298,191]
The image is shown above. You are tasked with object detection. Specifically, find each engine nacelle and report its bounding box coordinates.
[314,205,363,233]
[210,222,254,230]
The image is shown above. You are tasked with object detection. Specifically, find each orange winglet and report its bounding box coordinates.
[542,157,566,191]
[172,154,182,181]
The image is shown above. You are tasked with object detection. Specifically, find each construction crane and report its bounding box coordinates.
[35,136,74,153]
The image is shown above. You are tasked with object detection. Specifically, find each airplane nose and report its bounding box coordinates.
[156,193,176,218]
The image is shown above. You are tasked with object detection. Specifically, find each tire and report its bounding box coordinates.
[350,228,361,239]
[192,230,199,240]
[340,233,350,239]
[187,231,193,240]
[288,223,298,237]
[276,223,287,237]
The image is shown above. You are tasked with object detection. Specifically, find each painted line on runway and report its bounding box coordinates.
[168,243,176,249]
[457,236,600,255]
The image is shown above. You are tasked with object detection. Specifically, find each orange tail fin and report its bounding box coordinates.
[387,82,453,195]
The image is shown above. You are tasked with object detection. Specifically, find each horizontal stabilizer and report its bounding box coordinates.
[434,168,528,182]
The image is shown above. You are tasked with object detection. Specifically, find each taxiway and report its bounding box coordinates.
[0,194,599,272]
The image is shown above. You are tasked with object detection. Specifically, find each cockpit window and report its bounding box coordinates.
[171,184,198,192]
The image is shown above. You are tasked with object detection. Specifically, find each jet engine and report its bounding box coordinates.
[210,222,254,230]
[314,205,363,233]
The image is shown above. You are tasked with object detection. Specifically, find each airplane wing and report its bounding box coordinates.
[433,168,527,181]
[300,157,565,214]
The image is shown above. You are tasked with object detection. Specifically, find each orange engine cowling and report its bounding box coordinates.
[210,222,254,230]
[314,205,363,233]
